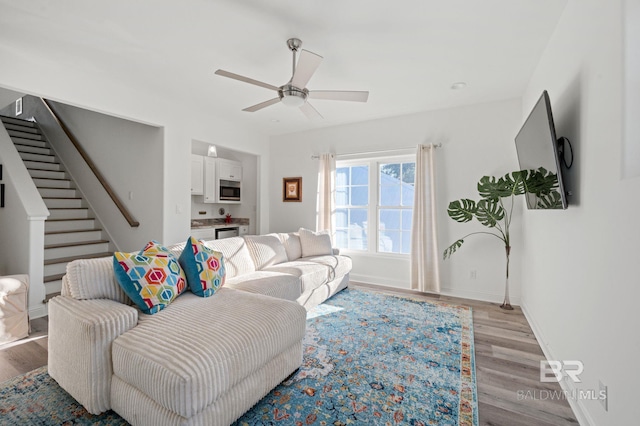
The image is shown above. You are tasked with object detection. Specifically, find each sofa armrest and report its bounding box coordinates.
[48,296,138,414]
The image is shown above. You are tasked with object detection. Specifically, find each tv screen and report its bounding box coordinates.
[515,90,568,209]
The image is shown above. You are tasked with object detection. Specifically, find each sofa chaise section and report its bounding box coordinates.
[111,289,306,425]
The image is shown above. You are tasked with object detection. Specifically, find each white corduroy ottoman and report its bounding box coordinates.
[110,288,307,426]
[0,274,29,345]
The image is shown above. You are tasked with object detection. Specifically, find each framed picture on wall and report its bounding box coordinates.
[283,177,302,202]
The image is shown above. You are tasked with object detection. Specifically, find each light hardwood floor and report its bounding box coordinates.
[0,285,579,426]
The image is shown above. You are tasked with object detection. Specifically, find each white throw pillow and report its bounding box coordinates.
[279,232,302,261]
[298,228,333,257]
[244,234,289,269]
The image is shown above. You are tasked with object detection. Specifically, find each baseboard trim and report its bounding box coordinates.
[349,274,520,306]
[520,301,594,426]
[29,304,48,319]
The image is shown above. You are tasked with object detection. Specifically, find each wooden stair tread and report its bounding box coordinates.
[0,115,38,126]
[42,196,82,200]
[44,252,113,265]
[45,239,109,249]
[44,273,65,283]
[46,218,94,222]
[47,207,88,210]
[28,167,64,173]
[37,185,74,189]
[32,177,72,182]
[44,292,61,303]
[46,228,102,235]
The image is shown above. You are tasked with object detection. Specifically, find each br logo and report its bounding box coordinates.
[540,360,584,383]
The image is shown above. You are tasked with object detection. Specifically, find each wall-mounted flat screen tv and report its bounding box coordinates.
[515,90,568,209]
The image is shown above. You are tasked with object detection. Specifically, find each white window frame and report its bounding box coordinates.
[336,154,415,257]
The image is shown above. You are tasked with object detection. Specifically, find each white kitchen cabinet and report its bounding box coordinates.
[217,159,242,181]
[203,157,216,203]
[190,154,204,195]
[238,225,249,236]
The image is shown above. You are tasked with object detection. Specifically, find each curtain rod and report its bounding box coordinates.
[311,143,442,159]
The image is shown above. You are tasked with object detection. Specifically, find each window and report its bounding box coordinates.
[335,156,415,254]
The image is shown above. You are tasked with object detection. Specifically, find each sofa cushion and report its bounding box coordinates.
[178,237,226,297]
[113,242,187,315]
[202,237,255,278]
[298,228,333,257]
[243,234,288,269]
[279,232,302,261]
[262,255,351,295]
[112,288,306,419]
[303,254,353,280]
[225,271,301,301]
[64,256,130,304]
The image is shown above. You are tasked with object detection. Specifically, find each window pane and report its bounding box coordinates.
[351,186,368,206]
[350,208,368,226]
[336,208,348,228]
[348,208,368,250]
[402,231,412,254]
[380,185,401,206]
[402,210,413,231]
[380,163,401,181]
[379,209,400,230]
[336,167,349,186]
[402,184,415,207]
[379,230,401,253]
[402,162,415,184]
[335,229,348,248]
[351,166,368,185]
[348,223,367,250]
[336,187,350,206]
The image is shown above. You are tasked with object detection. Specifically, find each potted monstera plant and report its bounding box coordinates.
[443,168,561,309]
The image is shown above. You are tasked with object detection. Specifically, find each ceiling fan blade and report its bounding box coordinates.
[291,50,323,88]
[299,102,323,120]
[242,98,281,112]
[215,69,279,91]
[308,90,369,102]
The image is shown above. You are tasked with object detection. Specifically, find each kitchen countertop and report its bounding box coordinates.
[190,218,249,229]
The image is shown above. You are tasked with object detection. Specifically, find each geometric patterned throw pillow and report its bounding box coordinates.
[178,236,226,297]
[113,241,187,314]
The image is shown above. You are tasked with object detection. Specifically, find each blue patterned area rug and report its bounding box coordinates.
[0,288,477,425]
[235,289,478,426]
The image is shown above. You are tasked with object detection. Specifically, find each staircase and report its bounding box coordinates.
[1,115,112,301]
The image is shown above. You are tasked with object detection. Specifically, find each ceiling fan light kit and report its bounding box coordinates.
[214,38,369,120]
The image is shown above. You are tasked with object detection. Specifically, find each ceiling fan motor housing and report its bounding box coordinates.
[279,84,308,107]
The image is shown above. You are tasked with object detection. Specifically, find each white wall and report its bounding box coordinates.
[521,0,639,424]
[44,100,164,252]
[270,99,524,303]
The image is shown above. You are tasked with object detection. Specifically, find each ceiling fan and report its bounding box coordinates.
[214,38,369,120]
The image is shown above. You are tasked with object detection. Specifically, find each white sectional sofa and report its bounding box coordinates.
[48,230,351,426]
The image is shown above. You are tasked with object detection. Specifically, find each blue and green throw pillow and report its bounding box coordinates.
[113,241,187,314]
[179,236,226,297]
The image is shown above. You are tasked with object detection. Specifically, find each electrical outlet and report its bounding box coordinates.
[470,270,477,279]
[128,191,134,200]
[599,380,608,411]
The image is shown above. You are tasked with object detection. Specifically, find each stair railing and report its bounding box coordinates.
[41,98,140,227]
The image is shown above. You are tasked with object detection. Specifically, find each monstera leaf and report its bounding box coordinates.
[525,168,559,196]
[475,199,505,228]
[536,190,563,209]
[443,239,464,260]
[447,199,477,223]
[477,175,514,200]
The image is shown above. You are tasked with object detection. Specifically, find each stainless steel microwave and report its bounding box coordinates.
[219,179,241,201]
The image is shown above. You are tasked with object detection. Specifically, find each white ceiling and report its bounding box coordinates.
[0,0,567,136]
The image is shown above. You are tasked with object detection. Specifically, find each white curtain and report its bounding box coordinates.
[316,153,336,239]
[411,144,441,293]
